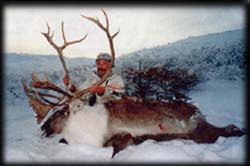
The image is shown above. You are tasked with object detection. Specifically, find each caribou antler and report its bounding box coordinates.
[41,22,88,78]
[22,22,88,123]
[22,74,70,123]
[70,9,119,101]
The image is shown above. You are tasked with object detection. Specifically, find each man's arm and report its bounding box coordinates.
[104,75,125,96]
[88,74,125,96]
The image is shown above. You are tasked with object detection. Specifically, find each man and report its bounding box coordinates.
[63,52,125,105]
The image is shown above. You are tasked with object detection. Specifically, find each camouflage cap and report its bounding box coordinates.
[96,53,112,62]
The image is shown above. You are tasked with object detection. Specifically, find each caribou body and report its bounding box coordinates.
[50,97,245,157]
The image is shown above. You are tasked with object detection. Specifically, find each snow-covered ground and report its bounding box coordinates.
[4,79,246,164]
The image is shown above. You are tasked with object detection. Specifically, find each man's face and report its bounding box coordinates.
[96,59,112,78]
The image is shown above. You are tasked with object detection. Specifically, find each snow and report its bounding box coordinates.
[4,79,246,164]
[189,80,245,128]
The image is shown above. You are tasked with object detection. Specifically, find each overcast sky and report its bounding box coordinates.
[4,5,245,59]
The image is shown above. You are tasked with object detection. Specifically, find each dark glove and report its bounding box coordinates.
[89,94,97,106]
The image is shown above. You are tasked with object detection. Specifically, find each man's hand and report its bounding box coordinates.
[63,75,70,86]
[90,83,105,95]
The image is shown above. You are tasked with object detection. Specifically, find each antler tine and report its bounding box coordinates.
[61,21,67,44]
[112,28,120,39]
[61,21,88,49]
[81,15,106,32]
[44,22,51,36]
[41,22,58,49]
[31,81,73,98]
[101,9,109,30]
[46,22,55,39]
[36,91,65,106]
[30,89,63,101]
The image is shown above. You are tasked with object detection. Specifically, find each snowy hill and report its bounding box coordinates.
[117,29,244,60]
[115,29,245,80]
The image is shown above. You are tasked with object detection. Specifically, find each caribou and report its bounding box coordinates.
[22,9,246,158]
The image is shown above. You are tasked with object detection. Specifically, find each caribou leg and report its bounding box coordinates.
[189,120,246,143]
[104,133,134,158]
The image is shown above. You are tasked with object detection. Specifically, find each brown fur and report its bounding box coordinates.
[103,98,246,157]
[41,105,70,137]
[104,99,197,122]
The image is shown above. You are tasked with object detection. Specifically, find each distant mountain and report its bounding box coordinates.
[5,53,95,76]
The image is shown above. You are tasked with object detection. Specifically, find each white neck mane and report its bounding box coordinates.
[63,100,109,147]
